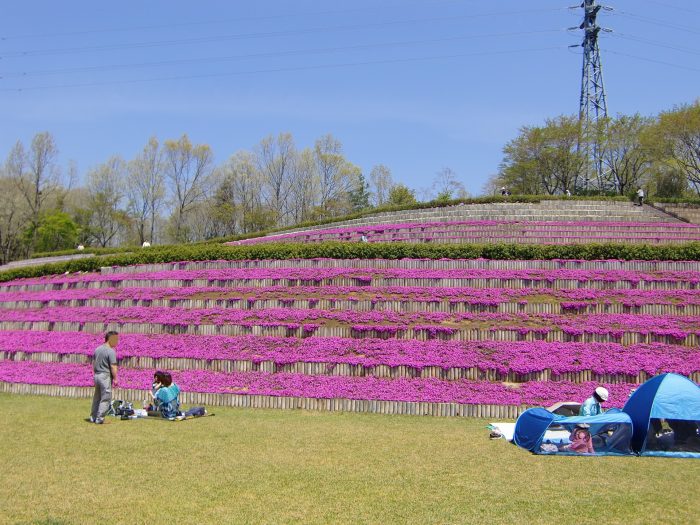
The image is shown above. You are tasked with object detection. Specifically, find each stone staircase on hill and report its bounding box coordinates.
[651,202,700,224]
[261,200,681,238]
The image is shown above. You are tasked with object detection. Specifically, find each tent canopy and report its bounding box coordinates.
[514,407,634,456]
[623,373,700,457]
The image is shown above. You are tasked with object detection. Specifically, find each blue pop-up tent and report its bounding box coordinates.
[623,373,700,458]
[513,407,634,456]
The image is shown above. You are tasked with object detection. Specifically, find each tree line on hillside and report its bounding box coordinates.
[485,101,700,198]
[0,132,469,264]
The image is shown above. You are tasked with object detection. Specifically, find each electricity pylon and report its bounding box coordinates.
[570,0,612,192]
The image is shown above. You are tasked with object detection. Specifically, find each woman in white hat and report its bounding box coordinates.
[579,386,609,416]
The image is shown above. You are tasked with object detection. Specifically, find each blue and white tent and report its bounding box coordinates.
[513,407,634,456]
[623,373,700,458]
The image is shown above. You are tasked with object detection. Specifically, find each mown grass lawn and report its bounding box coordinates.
[1,394,698,525]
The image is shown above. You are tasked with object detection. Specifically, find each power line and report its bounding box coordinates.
[0,29,564,79]
[602,48,700,73]
[0,0,468,40]
[611,10,700,35]
[0,7,568,59]
[641,1,700,15]
[610,32,700,56]
[0,46,566,92]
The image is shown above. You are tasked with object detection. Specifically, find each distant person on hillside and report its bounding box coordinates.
[579,386,609,416]
[636,188,645,206]
[90,331,119,424]
[565,189,571,197]
[360,234,368,243]
[500,187,510,197]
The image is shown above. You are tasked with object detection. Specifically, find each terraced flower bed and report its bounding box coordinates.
[0,360,639,407]
[0,258,698,416]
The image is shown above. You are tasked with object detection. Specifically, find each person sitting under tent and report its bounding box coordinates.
[563,424,594,454]
[514,408,634,456]
[579,386,609,416]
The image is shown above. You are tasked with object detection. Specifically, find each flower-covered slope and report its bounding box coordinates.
[1,258,698,409]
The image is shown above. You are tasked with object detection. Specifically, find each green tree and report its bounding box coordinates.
[164,134,214,242]
[644,102,700,195]
[313,134,361,215]
[86,157,128,247]
[387,184,417,206]
[652,168,688,198]
[603,114,653,195]
[127,137,166,245]
[369,164,394,207]
[431,167,468,201]
[6,132,61,254]
[496,116,583,195]
[0,175,30,263]
[348,173,371,211]
[33,211,79,252]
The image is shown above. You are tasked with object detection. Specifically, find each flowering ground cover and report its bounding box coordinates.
[4,265,700,289]
[1,306,698,344]
[1,331,697,377]
[0,360,639,407]
[2,285,700,310]
[1,258,698,410]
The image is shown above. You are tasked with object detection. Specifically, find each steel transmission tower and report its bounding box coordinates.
[570,0,612,192]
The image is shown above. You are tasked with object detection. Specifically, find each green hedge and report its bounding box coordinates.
[3,241,700,283]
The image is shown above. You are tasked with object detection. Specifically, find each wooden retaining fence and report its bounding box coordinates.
[4,351,697,385]
[4,276,700,292]
[98,258,700,275]
[0,381,526,419]
[1,297,698,316]
[0,321,696,346]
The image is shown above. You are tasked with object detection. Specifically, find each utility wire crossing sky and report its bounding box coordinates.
[1,0,698,194]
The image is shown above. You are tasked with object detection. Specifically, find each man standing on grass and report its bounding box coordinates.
[90,331,119,424]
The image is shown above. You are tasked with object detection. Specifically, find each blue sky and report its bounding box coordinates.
[1,0,698,195]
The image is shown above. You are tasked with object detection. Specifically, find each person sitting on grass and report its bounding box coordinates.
[144,370,166,416]
[150,372,181,419]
